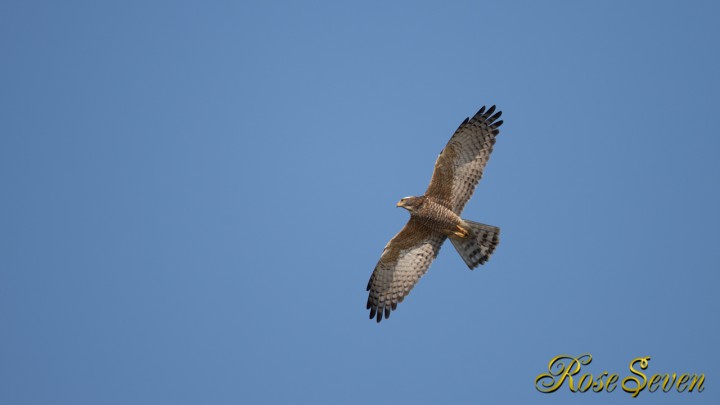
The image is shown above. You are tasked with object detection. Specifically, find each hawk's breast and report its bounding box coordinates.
[413,198,462,236]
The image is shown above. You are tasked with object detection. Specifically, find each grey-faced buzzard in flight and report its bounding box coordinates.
[366,106,504,322]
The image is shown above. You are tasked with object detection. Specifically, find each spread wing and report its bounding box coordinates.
[425,106,503,213]
[366,219,446,323]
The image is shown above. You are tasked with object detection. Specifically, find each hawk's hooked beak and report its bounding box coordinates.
[396,200,404,208]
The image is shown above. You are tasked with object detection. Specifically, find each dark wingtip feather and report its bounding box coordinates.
[476,106,486,116]
[494,120,503,127]
[376,308,382,323]
[384,306,391,319]
[369,307,376,319]
[485,105,496,116]
[489,111,502,122]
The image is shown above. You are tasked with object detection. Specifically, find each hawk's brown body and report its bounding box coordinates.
[407,196,466,238]
[366,106,504,322]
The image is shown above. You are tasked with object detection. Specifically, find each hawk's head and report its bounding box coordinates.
[397,196,424,212]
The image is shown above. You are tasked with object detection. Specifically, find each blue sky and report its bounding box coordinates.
[1,1,718,404]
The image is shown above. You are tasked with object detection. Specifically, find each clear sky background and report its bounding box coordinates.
[1,1,718,404]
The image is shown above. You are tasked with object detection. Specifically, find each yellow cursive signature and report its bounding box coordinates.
[535,354,704,397]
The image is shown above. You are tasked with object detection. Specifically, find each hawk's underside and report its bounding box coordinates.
[366,106,504,322]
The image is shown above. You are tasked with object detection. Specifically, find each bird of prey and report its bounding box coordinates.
[366,106,504,322]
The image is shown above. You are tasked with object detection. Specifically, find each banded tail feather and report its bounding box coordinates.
[449,220,500,269]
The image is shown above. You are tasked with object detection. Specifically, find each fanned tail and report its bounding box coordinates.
[449,220,500,269]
